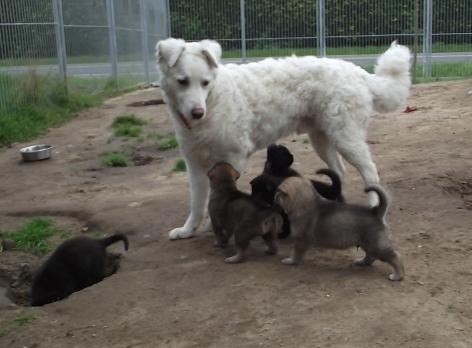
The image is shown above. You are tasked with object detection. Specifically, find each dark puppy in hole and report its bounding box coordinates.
[275,177,404,281]
[31,233,128,306]
[251,144,344,239]
[208,162,283,263]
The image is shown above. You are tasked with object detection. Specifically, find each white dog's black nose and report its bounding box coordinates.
[191,107,205,119]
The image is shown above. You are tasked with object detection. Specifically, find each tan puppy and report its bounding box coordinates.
[207,162,283,263]
[275,177,404,281]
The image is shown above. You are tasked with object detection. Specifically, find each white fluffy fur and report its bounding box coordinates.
[156,38,411,240]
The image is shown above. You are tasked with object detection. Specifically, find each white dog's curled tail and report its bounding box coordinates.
[369,41,412,113]
[365,185,389,220]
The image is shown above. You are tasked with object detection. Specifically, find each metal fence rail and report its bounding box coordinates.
[1,0,471,113]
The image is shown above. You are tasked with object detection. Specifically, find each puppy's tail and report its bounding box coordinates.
[368,41,411,113]
[100,233,129,251]
[314,168,344,202]
[365,185,389,219]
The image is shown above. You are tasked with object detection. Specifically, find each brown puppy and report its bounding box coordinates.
[208,162,282,263]
[275,177,404,281]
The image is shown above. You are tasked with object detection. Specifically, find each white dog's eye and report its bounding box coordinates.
[202,80,210,87]
[177,78,189,86]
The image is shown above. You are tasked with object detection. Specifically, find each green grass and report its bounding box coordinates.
[0,72,146,147]
[222,42,472,59]
[13,314,35,326]
[1,218,56,255]
[172,158,187,172]
[111,114,146,138]
[112,114,146,128]
[158,134,179,150]
[114,125,142,137]
[102,152,130,167]
[0,43,470,66]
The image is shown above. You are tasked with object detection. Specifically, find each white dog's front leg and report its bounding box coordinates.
[169,161,209,240]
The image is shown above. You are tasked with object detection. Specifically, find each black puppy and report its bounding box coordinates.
[251,144,344,239]
[264,144,344,202]
[31,233,128,306]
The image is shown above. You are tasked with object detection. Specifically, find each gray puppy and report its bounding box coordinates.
[207,162,282,263]
[275,176,404,281]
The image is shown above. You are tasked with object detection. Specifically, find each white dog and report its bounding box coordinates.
[156,38,411,240]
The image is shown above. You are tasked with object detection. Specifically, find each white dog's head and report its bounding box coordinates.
[156,38,222,128]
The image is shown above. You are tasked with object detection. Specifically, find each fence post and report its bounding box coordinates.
[240,0,247,63]
[52,0,67,93]
[422,0,433,78]
[165,0,172,37]
[316,0,326,57]
[106,0,118,81]
[139,0,150,84]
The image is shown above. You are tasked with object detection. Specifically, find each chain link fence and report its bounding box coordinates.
[1,0,471,113]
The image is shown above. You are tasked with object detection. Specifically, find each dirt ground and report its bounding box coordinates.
[0,79,471,348]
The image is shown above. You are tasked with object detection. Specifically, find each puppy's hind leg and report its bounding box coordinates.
[353,253,376,266]
[261,232,277,255]
[225,231,250,263]
[377,248,405,281]
[282,231,311,265]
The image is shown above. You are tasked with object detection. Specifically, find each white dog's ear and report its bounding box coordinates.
[200,40,221,69]
[156,38,186,68]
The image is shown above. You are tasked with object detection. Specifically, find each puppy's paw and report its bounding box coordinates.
[388,272,404,281]
[224,254,245,263]
[281,257,299,265]
[169,227,195,240]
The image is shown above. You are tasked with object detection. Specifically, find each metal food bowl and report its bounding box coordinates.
[20,144,54,162]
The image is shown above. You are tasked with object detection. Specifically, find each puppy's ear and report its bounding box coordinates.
[200,40,221,69]
[229,166,241,181]
[207,166,216,180]
[156,38,186,68]
[281,149,294,167]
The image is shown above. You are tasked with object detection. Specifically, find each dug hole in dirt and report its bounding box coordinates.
[0,80,471,348]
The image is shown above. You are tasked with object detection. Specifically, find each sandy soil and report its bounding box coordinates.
[0,80,471,348]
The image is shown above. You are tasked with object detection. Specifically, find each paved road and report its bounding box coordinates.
[0,52,470,76]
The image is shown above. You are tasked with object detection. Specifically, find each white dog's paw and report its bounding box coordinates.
[281,257,298,265]
[169,227,195,240]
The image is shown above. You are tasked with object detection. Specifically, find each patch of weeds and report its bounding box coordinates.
[0,328,8,337]
[303,138,310,144]
[112,114,146,128]
[102,152,130,167]
[111,114,146,138]
[158,134,179,150]
[113,125,142,137]
[172,158,187,172]
[1,218,56,255]
[13,314,35,326]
